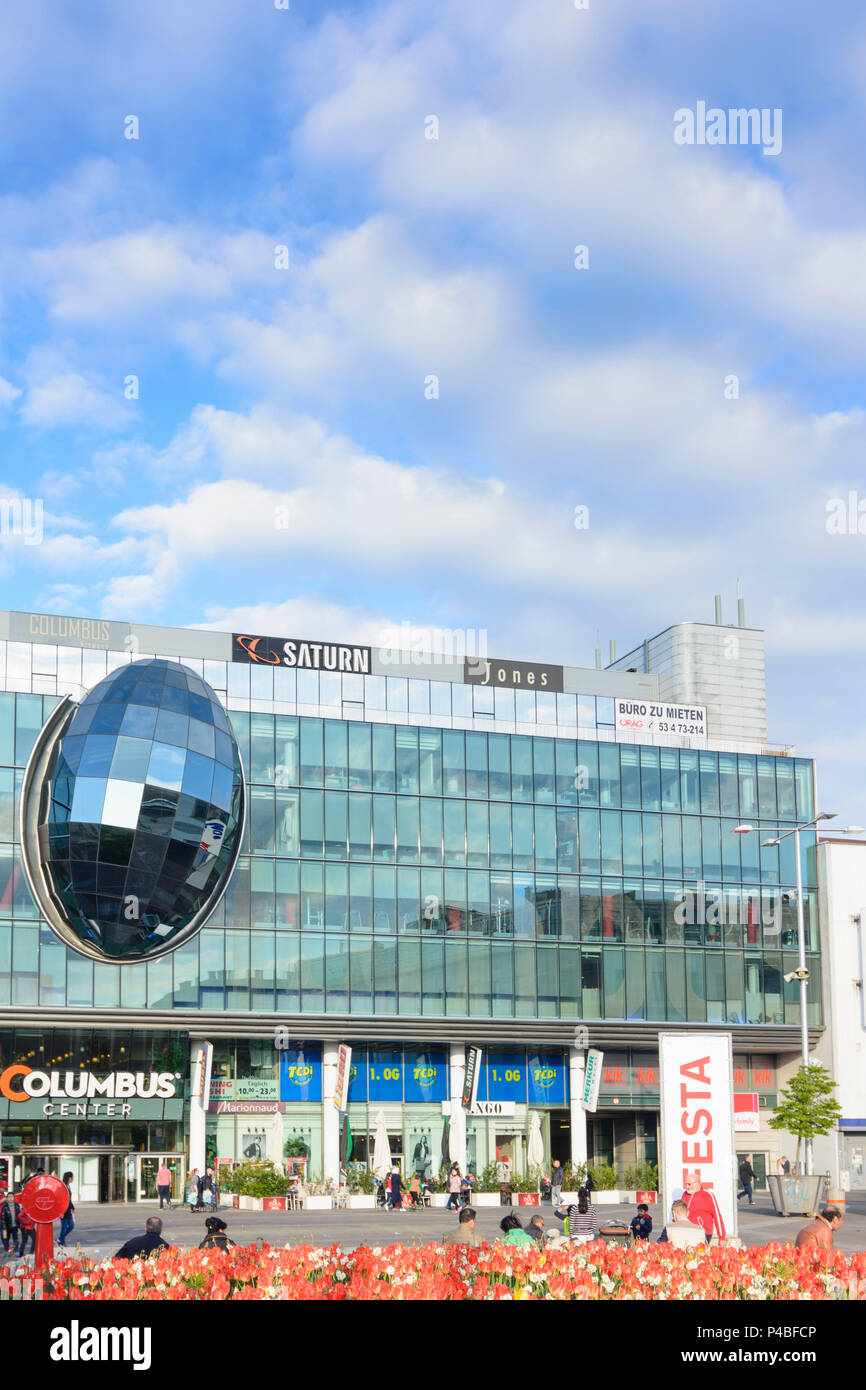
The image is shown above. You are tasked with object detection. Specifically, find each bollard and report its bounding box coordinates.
[19,1174,69,1271]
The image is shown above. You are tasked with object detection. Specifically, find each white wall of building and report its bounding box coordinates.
[814,841,866,1186]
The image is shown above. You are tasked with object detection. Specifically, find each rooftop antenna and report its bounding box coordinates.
[609,639,616,664]
[714,594,722,625]
[594,630,601,670]
[737,579,745,628]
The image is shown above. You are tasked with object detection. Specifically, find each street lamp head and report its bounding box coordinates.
[732,824,753,834]
[762,838,781,846]
[816,812,837,822]
[841,825,865,835]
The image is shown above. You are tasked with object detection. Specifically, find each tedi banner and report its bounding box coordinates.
[233,633,371,673]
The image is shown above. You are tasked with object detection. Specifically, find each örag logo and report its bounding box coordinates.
[50,1320,152,1371]
[674,102,783,156]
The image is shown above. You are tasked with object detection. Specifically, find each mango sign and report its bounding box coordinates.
[658,1033,736,1241]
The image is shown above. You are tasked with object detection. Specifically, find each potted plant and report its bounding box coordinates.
[767,1065,839,1214]
[347,1166,377,1208]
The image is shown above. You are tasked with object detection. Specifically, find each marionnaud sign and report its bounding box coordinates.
[0,1065,180,1119]
[659,1032,736,1239]
[233,633,371,673]
[615,699,707,737]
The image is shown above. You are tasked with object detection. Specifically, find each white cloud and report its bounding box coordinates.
[19,349,130,431]
[0,377,20,409]
[31,227,284,327]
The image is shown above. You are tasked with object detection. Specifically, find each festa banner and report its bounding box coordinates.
[333,1044,352,1112]
[659,1032,736,1239]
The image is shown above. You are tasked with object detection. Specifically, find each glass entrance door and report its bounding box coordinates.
[137,1154,185,1202]
[842,1135,865,1190]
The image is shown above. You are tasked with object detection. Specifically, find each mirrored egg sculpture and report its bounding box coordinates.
[20,658,245,962]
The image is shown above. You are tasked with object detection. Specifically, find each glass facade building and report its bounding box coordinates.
[0,614,822,1198]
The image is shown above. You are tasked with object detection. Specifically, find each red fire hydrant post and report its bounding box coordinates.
[19,1173,68,1270]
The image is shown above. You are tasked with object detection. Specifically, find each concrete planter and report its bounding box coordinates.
[767,1174,828,1217]
[473,1193,501,1207]
[237,1195,258,1211]
[305,1195,333,1211]
[348,1195,376,1209]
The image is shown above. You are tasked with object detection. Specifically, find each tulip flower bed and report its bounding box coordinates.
[4,1240,865,1300]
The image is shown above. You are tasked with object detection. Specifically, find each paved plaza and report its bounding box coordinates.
[14,1191,865,1263]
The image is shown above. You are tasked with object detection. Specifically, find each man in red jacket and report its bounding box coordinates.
[682,1171,726,1241]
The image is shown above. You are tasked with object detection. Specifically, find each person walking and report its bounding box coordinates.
[550,1159,563,1206]
[115,1216,173,1260]
[583,1169,595,1195]
[187,1168,201,1210]
[198,1167,217,1213]
[17,1204,36,1257]
[0,1190,19,1256]
[737,1155,755,1206]
[775,1157,785,1177]
[446,1163,462,1212]
[198,1216,235,1252]
[682,1171,726,1242]
[156,1161,173,1210]
[795,1205,843,1252]
[58,1172,75,1247]
[554,1186,599,1244]
[459,1171,474,1208]
[408,1174,422,1208]
[782,1156,791,1175]
[387,1166,403,1210]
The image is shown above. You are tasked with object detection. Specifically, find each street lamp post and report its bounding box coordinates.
[732,813,863,1176]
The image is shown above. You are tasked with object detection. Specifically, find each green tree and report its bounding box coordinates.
[768,1064,842,1170]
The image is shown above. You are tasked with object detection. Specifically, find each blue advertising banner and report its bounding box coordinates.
[367,1048,403,1102]
[485,1050,527,1103]
[527,1051,568,1105]
[346,1046,367,1104]
[404,1049,449,1103]
[279,1046,322,1102]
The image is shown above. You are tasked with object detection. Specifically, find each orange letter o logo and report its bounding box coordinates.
[0,1064,31,1101]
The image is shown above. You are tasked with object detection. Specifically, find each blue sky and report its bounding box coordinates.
[0,0,864,826]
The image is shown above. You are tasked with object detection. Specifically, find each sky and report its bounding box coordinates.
[0,0,864,828]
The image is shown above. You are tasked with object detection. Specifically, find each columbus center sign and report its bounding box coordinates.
[659,1033,736,1238]
[0,1064,181,1119]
